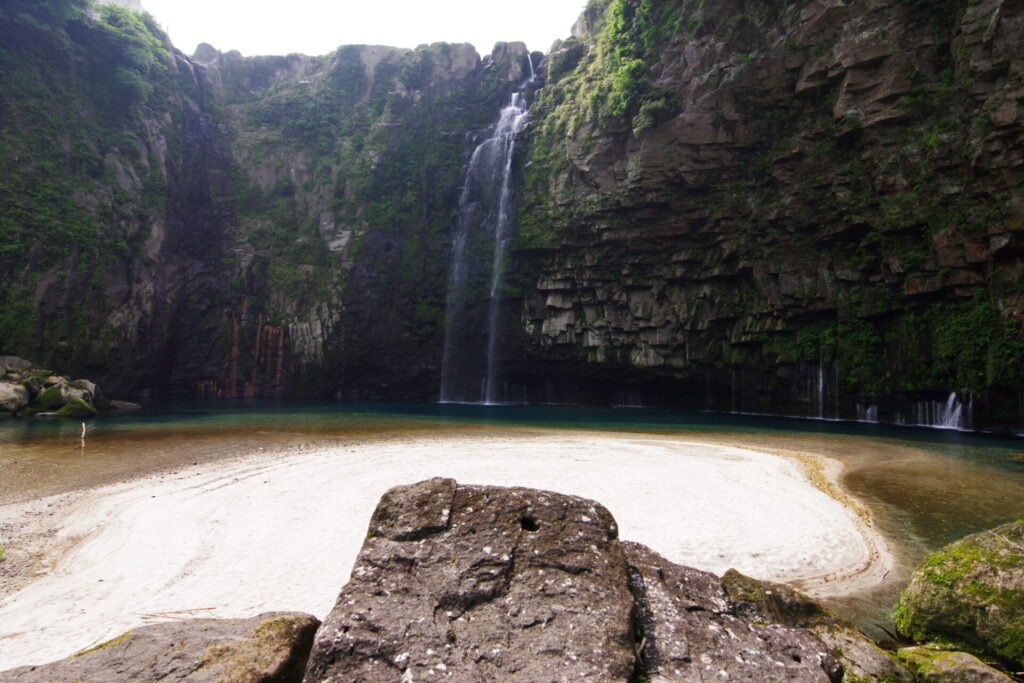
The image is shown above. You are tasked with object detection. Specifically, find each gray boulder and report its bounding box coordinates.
[303,477,636,681]
[897,645,1015,682]
[0,356,33,373]
[1,611,319,682]
[715,565,912,681]
[624,541,844,682]
[893,519,1024,669]
[0,381,29,412]
[304,478,899,682]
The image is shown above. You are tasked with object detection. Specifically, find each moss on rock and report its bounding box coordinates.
[893,520,1024,669]
[55,398,98,418]
[896,644,1014,682]
[722,568,833,627]
[72,629,134,657]
[35,385,65,411]
[198,613,319,682]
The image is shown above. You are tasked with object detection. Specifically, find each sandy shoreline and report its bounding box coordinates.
[0,432,891,670]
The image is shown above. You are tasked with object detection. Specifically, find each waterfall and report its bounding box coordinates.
[439,58,534,404]
[938,392,962,429]
[895,391,971,430]
[856,403,879,423]
[807,358,835,420]
[816,359,826,419]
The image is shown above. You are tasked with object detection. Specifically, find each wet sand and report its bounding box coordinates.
[0,431,889,670]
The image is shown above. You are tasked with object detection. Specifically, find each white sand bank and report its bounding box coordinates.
[0,434,890,669]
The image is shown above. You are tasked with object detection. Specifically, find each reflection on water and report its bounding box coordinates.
[1,399,1023,638]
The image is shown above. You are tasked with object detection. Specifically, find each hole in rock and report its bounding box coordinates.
[520,516,539,532]
[792,654,802,663]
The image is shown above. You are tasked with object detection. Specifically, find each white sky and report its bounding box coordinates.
[140,0,587,58]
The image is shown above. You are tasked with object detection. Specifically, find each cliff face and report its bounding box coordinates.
[0,0,529,399]
[190,41,531,399]
[1,0,1023,429]
[514,0,1024,427]
[0,1,236,395]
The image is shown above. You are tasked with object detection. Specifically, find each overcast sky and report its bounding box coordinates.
[140,0,587,58]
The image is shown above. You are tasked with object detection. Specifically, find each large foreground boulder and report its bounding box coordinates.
[305,477,903,682]
[303,477,637,681]
[893,519,1024,669]
[2,612,319,682]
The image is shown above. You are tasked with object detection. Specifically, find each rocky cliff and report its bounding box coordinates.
[0,0,236,395]
[1,0,1023,430]
[0,0,531,399]
[513,0,1024,428]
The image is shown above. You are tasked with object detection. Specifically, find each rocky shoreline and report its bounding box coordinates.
[1,476,1020,681]
[0,356,138,419]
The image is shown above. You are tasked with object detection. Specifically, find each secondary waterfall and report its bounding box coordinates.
[895,392,972,430]
[439,60,534,403]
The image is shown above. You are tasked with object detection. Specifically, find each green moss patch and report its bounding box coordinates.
[35,385,64,411]
[893,520,1024,669]
[55,398,98,418]
[72,629,134,658]
[896,644,1013,682]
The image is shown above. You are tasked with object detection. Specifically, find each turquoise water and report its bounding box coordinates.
[6,397,1024,442]
[2,399,1023,637]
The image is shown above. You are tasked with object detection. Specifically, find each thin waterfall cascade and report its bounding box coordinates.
[856,403,880,423]
[807,358,839,420]
[439,59,535,404]
[895,392,973,430]
[614,391,645,408]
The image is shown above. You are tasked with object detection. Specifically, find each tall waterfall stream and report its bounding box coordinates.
[440,59,535,404]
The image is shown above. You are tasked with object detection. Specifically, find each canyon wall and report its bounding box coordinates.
[1,0,1022,430]
[0,0,530,399]
[512,0,1024,427]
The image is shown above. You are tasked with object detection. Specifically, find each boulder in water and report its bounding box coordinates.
[54,397,98,418]
[0,356,121,416]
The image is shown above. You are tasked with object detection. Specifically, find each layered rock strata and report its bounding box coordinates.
[512,0,1024,428]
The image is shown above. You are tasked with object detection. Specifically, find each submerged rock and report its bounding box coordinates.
[1,611,319,682]
[893,520,1024,669]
